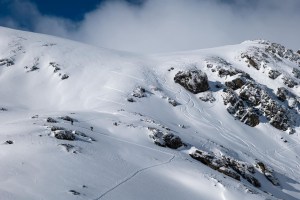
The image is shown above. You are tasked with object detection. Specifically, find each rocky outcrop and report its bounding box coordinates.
[225,77,245,90]
[190,149,260,187]
[292,68,300,79]
[223,81,297,131]
[282,76,298,88]
[47,117,57,123]
[61,74,69,80]
[59,116,77,122]
[148,127,183,149]
[132,86,147,98]
[256,161,279,186]
[174,70,209,94]
[268,70,281,80]
[53,130,75,141]
[0,58,14,67]
[168,98,179,106]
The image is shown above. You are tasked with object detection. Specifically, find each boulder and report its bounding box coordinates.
[53,130,75,141]
[148,127,183,149]
[47,117,57,123]
[292,68,300,79]
[276,87,287,101]
[174,70,209,94]
[163,133,183,149]
[268,70,281,79]
[225,77,245,90]
[132,86,147,98]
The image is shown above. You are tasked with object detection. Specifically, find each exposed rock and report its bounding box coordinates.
[223,82,296,130]
[297,50,300,55]
[0,58,14,67]
[53,130,75,141]
[276,87,287,101]
[163,133,183,149]
[148,127,183,149]
[50,126,65,131]
[190,149,260,187]
[61,74,69,80]
[256,161,279,186]
[47,117,57,123]
[199,92,216,103]
[282,76,298,88]
[4,140,14,144]
[127,97,135,102]
[73,130,95,141]
[174,70,209,94]
[49,62,61,73]
[132,86,147,98]
[268,70,281,79]
[69,190,80,195]
[241,110,260,127]
[28,66,39,72]
[225,77,245,90]
[292,68,300,79]
[168,98,179,107]
[59,116,76,122]
[242,54,259,70]
[217,67,240,78]
[0,107,7,111]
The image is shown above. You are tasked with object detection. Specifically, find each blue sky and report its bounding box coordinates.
[0,0,299,53]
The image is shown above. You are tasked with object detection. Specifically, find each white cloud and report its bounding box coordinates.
[2,0,300,53]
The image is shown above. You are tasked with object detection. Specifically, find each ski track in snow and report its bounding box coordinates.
[93,155,175,200]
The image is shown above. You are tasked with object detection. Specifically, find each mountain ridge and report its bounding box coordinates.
[0,26,300,200]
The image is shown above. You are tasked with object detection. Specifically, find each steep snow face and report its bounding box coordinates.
[0,26,300,200]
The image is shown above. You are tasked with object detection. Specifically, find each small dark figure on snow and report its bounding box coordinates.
[90,126,93,131]
[71,119,74,125]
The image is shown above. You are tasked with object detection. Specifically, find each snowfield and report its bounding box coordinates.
[0,26,300,200]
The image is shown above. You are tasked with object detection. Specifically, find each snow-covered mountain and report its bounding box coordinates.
[0,26,300,200]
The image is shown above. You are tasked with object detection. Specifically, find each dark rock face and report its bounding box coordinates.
[190,149,260,187]
[256,161,279,186]
[223,81,296,131]
[282,76,298,88]
[225,77,245,90]
[5,140,14,144]
[69,190,80,195]
[242,112,260,127]
[241,52,260,70]
[268,70,281,80]
[0,58,14,67]
[148,127,183,149]
[292,68,300,79]
[0,107,7,111]
[47,117,57,123]
[297,50,300,55]
[53,130,75,141]
[276,87,287,101]
[59,116,76,122]
[163,133,183,149]
[168,98,179,107]
[61,74,69,80]
[174,70,209,94]
[132,86,147,98]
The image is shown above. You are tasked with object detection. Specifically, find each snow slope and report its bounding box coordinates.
[0,26,299,200]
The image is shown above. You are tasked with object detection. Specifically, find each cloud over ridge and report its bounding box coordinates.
[1,0,300,53]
